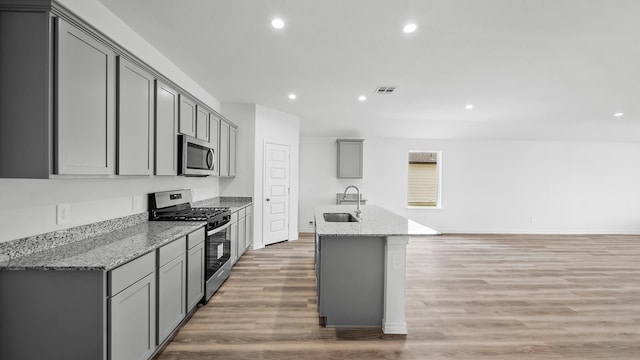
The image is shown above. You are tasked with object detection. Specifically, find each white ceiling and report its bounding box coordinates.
[97,0,640,141]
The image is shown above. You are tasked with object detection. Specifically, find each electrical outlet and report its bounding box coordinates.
[132,195,143,212]
[56,204,71,225]
[308,220,315,226]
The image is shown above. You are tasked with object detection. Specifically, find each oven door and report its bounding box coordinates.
[205,222,231,280]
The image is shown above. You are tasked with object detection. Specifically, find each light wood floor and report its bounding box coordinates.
[155,233,640,359]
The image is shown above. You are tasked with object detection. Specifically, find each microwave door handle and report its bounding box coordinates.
[206,149,215,170]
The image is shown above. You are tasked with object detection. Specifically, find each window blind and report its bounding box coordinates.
[408,163,438,206]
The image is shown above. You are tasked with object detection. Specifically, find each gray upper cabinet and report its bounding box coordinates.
[0,3,234,179]
[117,57,154,175]
[337,139,364,179]
[219,121,230,176]
[57,17,116,175]
[229,126,237,177]
[179,95,196,137]
[196,106,210,142]
[155,81,178,175]
[209,114,220,176]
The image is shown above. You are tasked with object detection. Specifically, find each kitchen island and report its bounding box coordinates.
[314,205,438,334]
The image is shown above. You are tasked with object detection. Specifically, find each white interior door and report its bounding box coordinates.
[263,142,290,246]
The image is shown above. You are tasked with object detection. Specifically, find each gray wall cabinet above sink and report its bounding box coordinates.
[337,139,364,179]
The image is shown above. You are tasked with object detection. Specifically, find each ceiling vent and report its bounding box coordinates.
[374,86,397,94]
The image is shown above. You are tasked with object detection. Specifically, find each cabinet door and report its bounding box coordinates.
[238,216,246,258]
[230,221,238,265]
[244,211,253,251]
[219,121,230,177]
[186,241,204,311]
[337,139,364,178]
[209,114,220,176]
[229,126,237,177]
[117,57,154,175]
[155,81,178,175]
[158,253,187,344]
[179,95,196,137]
[196,106,209,142]
[109,272,156,360]
[56,18,115,175]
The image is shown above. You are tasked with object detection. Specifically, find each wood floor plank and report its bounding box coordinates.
[154,233,640,359]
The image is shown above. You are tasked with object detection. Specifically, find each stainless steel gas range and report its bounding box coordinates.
[149,189,231,303]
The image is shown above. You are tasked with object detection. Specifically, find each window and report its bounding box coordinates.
[408,151,441,207]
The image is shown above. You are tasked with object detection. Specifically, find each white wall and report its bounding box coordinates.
[299,137,640,234]
[0,0,223,243]
[219,104,256,197]
[0,177,218,242]
[254,105,301,247]
[58,0,219,109]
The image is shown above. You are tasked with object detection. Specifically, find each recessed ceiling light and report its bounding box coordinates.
[403,23,417,33]
[271,18,285,29]
[358,95,367,102]
[465,104,474,110]
[613,112,624,117]
[288,93,297,100]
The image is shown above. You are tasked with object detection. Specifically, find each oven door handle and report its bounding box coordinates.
[207,221,230,236]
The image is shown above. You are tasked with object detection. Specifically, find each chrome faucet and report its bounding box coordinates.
[343,185,362,218]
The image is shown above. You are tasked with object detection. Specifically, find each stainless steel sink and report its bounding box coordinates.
[323,212,359,222]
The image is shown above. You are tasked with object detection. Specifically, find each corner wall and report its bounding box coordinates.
[299,137,640,234]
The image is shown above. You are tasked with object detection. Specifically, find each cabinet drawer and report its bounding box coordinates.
[187,227,205,249]
[160,236,186,266]
[109,251,155,296]
[245,204,253,216]
[238,207,246,219]
[230,211,239,224]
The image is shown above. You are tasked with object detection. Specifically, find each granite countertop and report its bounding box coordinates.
[195,196,253,212]
[314,205,440,237]
[0,221,205,271]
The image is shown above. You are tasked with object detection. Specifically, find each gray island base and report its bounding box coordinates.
[314,205,438,334]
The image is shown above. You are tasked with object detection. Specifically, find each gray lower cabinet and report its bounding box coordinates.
[157,237,187,344]
[186,228,205,311]
[244,205,253,251]
[109,251,156,360]
[230,219,239,265]
[57,17,116,175]
[155,81,179,175]
[117,57,155,175]
[316,236,384,327]
[238,210,247,255]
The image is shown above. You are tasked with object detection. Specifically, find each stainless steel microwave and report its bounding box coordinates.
[178,135,216,176]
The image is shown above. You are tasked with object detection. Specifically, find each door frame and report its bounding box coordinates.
[262,140,291,246]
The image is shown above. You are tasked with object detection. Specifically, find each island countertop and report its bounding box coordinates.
[314,205,439,237]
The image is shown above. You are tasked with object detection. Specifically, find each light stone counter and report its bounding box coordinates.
[314,204,438,335]
[0,221,205,271]
[315,205,439,237]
